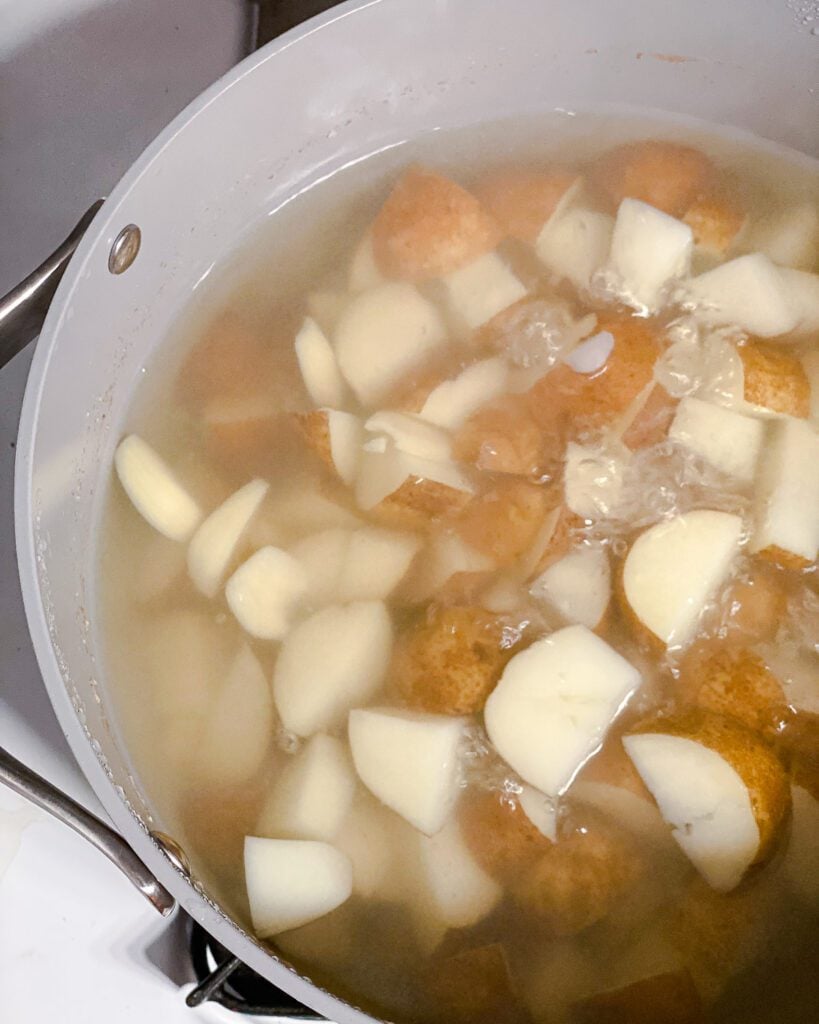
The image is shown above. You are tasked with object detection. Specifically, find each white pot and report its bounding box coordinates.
[13,1,818,1019]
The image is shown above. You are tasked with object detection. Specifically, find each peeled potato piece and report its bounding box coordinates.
[420,357,509,430]
[530,545,611,630]
[273,601,393,736]
[739,341,810,418]
[294,316,348,408]
[668,397,764,484]
[606,198,693,313]
[563,442,629,521]
[593,140,714,217]
[371,165,500,280]
[685,253,799,337]
[402,529,496,603]
[244,836,353,937]
[485,624,642,797]
[365,410,453,462]
[187,478,269,597]
[257,734,356,842]
[750,416,819,569]
[536,207,614,291]
[225,546,308,640]
[679,645,789,740]
[348,232,384,292]
[620,510,743,649]
[295,408,364,486]
[333,793,405,900]
[624,710,791,891]
[114,435,203,541]
[572,970,705,1024]
[779,266,819,336]
[747,200,819,271]
[348,707,466,835]
[334,282,447,406]
[440,250,528,331]
[391,604,520,715]
[460,789,555,883]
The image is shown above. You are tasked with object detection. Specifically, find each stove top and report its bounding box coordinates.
[0,3,343,1020]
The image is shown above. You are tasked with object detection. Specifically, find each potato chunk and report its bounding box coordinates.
[455,478,551,565]
[371,165,500,280]
[474,167,580,244]
[460,789,555,883]
[593,140,714,217]
[739,341,811,418]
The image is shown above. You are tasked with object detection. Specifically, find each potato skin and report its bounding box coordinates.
[460,789,554,883]
[372,477,474,531]
[371,165,501,280]
[423,943,527,1024]
[571,970,705,1024]
[592,140,714,217]
[627,709,791,869]
[739,341,810,418]
[720,563,787,642]
[474,168,579,244]
[391,605,520,715]
[456,478,551,566]
[294,410,333,471]
[453,396,558,478]
[683,191,746,257]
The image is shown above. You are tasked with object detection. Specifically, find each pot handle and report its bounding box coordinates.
[0,743,175,917]
[0,200,105,370]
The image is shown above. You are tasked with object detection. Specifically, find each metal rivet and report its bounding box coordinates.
[150,830,191,877]
[108,224,141,274]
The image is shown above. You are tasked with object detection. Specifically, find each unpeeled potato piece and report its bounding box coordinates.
[720,563,788,642]
[391,604,522,715]
[455,478,551,566]
[453,396,559,478]
[423,943,528,1024]
[371,165,501,281]
[179,312,277,406]
[460,789,554,884]
[592,140,715,217]
[683,190,746,259]
[739,341,811,418]
[571,970,705,1024]
[473,167,580,244]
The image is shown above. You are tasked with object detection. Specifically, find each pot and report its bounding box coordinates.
[2,1,817,1020]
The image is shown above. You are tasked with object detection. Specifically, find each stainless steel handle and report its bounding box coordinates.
[0,200,104,370]
[0,744,175,917]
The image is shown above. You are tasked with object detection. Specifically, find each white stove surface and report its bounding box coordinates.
[0,3,293,1020]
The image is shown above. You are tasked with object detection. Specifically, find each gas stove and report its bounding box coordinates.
[0,3,342,1021]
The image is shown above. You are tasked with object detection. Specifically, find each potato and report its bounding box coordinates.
[423,943,526,1024]
[455,478,551,565]
[528,502,585,576]
[624,709,791,890]
[571,970,705,1024]
[739,341,810,418]
[592,140,714,217]
[459,789,555,883]
[678,644,789,740]
[511,811,644,936]
[391,604,522,715]
[371,164,500,280]
[371,475,474,531]
[683,191,746,259]
[114,435,203,542]
[720,563,788,641]
[453,396,557,477]
[474,167,580,244]
[294,316,348,409]
[620,384,677,451]
[178,312,275,406]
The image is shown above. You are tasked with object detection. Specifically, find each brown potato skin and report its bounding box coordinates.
[294,410,334,472]
[474,168,578,244]
[592,140,714,217]
[460,790,554,883]
[371,165,501,281]
[423,943,528,1024]
[720,563,788,642]
[456,478,551,566]
[571,970,705,1024]
[371,478,474,531]
[391,605,520,715]
[453,396,558,478]
[739,341,811,418]
[179,313,276,406]
[683,192,745,257]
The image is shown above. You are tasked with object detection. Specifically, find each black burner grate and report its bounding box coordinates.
[187,920,323,1018]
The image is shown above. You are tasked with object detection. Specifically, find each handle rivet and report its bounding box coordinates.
[108,224,141,274]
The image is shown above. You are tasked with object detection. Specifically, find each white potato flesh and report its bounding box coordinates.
[294,317,348,409]
[779,267,819,337]
[364,411,453,462]
[685,253,799,337]
[564,442,628,520]
[570,780,670,848]
[333,794,405,900]
[804,350,819,426]
[325,409,364,486]
[342,527,421,601]
[783,785,819,909]
[114,435,202,541]
[748,201,819,271]
[225,546,308,640]
[257,734,356,842]
[411,816,502,931]
[244,837,353,937]
[187,478,269,597]
[334,283,447,406]
[607,199,693,313]
[530,545,611,630]
[348,232,384,292]
[622,510,743,647]
[750,416,819,563]
[669,397,765,484]
[273,602,393,736]
[484,625,641,797]
[288,528,349,607]
[536,208,614,291]
[354,444,474,511]
[259,487,362,544]
[420,357,509,429]
[306,290,350,335]
[441,250,528,330]
[199,645,272,786]
[518,785,559,842]
[403,530,496,602]
[623,733,760,892]
[348,708,467,835]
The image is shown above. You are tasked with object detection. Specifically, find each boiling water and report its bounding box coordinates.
[100,111,819,1023]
